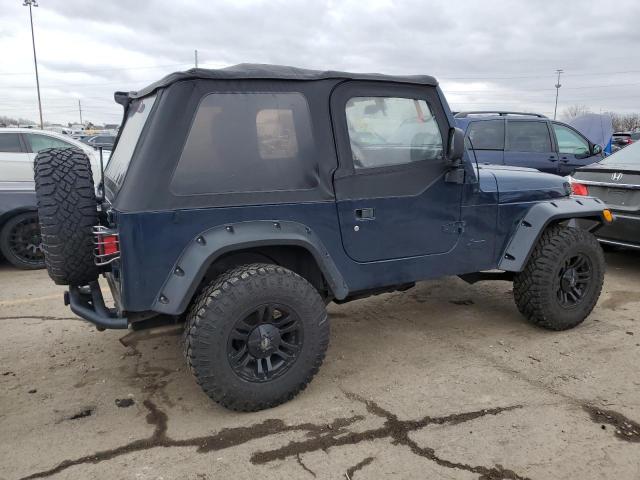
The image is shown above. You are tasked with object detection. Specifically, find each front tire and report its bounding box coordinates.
[183,263,329,411]
[513,225,605,330]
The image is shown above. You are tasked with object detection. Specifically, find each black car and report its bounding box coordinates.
[572,141,640,248]
[85,135,115,149]
[33,64,611,411]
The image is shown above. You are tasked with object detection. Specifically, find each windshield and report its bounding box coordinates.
[104,94,156,197]
[600,139,640,166]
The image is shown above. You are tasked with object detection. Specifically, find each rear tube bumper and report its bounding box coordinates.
[64,280,128,330]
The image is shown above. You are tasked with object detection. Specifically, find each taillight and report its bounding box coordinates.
[571,182,589,196]
[93,226,120,265]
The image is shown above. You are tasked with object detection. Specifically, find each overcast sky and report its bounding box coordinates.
[1,0,639,125]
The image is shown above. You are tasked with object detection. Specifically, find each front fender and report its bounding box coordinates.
[151,220,348,315]
[499,196,607,272]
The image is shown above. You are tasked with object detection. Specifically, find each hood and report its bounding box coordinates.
[479,165,570,203]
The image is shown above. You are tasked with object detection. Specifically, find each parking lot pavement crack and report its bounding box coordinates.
[584,405,640,443]
[0,315,78,322]
[17,400,363,480]
[296,453,317,477]
[250,391,528,480]
[346,456,374,479]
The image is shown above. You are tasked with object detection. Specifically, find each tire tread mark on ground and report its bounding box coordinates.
[251,392,529,480]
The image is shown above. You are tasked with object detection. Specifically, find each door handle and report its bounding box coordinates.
[355,207,375,220]
[548,156,558,162]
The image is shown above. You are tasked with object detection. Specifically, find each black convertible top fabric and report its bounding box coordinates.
[118,63,438,101]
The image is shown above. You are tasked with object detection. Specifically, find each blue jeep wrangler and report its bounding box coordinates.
[33,65,612,411]
[455,111,603,175]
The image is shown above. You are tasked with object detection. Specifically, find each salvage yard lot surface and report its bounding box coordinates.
[1,251,639,480]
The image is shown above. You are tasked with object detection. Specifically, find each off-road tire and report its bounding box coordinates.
[0,212,45,270]
[183,263,329,411]
[513,225,605,330]
[34,148,98,286]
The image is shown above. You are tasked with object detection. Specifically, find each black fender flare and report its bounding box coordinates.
[151,220,348,315]
[499,196,607,272]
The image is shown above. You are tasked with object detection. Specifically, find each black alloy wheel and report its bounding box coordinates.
[0,212,45,269]
[228,303,303,382]
[556,253,592,308]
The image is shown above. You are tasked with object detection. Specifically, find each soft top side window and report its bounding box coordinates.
[171,92,318,196]
[345,97,443,169]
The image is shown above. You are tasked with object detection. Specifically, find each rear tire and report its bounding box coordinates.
[183,263,329,411]
[513,225,605,330]
[34,148,98,285]
[0,212,45,270]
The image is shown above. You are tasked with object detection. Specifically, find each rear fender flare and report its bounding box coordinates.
[499,197,606,272]
[151,220,348,315]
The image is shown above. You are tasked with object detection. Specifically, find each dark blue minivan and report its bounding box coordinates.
[455,111,603,175]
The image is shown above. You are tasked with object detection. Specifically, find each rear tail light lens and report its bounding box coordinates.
[571,182,589,196]
[93,226,120,265]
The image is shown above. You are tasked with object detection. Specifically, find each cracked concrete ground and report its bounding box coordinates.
[1,249,639,480]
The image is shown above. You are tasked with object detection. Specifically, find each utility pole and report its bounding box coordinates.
[78,99,83,125]
[23,0,43,130]
[553,69,563,120]
[194,49,198,68]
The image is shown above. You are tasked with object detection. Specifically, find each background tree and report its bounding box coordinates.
[561,105,591,121]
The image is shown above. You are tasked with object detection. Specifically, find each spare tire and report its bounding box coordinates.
[34,148,99,286]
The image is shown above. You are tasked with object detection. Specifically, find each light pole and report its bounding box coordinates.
[23,0,43,129]
[553,69,563,121]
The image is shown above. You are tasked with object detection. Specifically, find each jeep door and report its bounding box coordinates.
[330,82,463,262]
[551,122,596,175]
[504,119,558,174]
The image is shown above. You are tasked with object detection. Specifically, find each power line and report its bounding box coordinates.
[0,62,193,76]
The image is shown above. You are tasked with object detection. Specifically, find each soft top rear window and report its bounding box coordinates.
[104,94,156,196]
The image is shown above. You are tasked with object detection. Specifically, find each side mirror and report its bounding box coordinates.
[447,127,465,164]
[591,144,603,155]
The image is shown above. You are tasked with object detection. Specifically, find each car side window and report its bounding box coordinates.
[552,124,589,155]
[466,120,504,150]
[345,97,443,169]
[0,133,23,153]
[506,121,552,153]
[25,133,74,152]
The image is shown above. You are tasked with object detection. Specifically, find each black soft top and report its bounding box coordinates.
[115,63,438,104]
